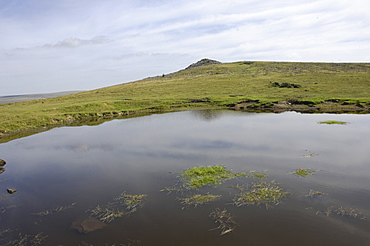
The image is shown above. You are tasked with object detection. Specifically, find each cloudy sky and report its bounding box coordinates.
[1,0,369,96]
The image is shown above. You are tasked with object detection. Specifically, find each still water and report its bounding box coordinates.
[0,110,370,245]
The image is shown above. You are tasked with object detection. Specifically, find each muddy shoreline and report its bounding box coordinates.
[233,100,370,113]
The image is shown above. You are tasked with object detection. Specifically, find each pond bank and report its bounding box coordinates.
[1,101,369,143]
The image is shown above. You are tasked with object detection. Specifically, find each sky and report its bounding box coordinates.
[0,0,369,96]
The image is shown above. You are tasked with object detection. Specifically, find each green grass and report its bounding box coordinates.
[181,165,246,189]
[1,61,370,142]
[318,120,348,125]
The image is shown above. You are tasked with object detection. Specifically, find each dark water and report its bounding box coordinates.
[1,110,370,245]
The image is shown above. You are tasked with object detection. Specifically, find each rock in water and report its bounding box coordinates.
[0,159,6,166]
[7,189,16,194]
[71,216,107,233]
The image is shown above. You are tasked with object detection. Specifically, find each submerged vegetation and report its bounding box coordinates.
[115,192,147,214]
[87,192,147,223]
[179,194,221,207]
[311,206,367,220]
[306,189,326,198]
[1,60,370,143]
[4,232,48,246]
[32,203,76,216]
[233,180,289,209]
[209,208,237,235]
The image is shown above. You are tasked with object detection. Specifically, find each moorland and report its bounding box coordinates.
[1,59,369,143]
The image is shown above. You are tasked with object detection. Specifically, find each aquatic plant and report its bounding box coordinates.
[209,208,237,235]
[179,193,221,207]
[115,192,147,214]
[318,120,348,125]
[290,168,315,177]
[247,170,269,179]
[233,180,289,209]
[87,192,147,223]
[86,203,125,223]
[306,189,326,197]
[322,206,366,220]
[160,185,182,194]
[0,204,21,214]
[180,165,246,189]
[79,239,141,246]
[32,203,76,216]
[6,232,48,246]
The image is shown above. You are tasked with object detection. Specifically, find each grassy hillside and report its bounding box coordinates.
[1,60,369,142]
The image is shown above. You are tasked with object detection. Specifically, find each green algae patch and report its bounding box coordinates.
[318,120,348,125]
[181,165,247,189]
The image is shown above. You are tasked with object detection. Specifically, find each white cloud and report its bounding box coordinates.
[0,0,369,95]
[42,36,111,48]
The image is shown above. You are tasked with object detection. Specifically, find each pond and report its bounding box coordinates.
[0,110,370,245]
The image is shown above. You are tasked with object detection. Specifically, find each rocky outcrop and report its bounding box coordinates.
[185,58,221,69]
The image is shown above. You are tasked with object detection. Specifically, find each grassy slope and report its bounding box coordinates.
[1,61,369,142]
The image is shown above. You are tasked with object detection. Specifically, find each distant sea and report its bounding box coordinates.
[0,91,82,104]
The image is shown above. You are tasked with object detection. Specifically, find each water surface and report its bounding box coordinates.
[0,110,370,245]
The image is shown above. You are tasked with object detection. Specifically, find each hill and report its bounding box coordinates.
[0,60,369,142]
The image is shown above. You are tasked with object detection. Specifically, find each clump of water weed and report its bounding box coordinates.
[87,192,147,223]
[32,203,76,216]
[247,170,269,179]
[0,204,22,214]
[321,206,366,220]
[306,189,326,198]
[209,208,237,235]
[290,168,315,177]
[6,232,48,246]
[181,165,246,189]
[114,192,147,214]
[179,193,221,208]
[86,203,125,223]
[159,185,182,194]
[79,239,141,246]
[233,180,289,209]
[318,120,348,125]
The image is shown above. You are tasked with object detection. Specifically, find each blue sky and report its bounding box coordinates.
[1,0,369,96]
